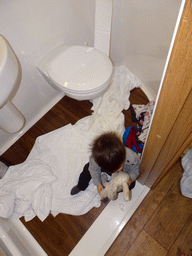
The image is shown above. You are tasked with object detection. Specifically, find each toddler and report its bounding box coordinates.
[71,131,141,199]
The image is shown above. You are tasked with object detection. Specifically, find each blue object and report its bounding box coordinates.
[123,126,144,154]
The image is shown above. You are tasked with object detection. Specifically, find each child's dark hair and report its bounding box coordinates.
[91,132,126,173]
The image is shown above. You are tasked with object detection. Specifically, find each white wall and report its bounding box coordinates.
[1,0,95,57]
[110,0,182,97]
[0,0,182,154]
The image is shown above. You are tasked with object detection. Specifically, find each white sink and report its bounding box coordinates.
[0,35,19,107]
[0,35,25,134]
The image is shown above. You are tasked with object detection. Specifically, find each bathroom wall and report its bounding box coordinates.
[0,0,182,154]
[110,0,182,98]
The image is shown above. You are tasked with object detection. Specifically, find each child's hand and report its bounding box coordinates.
[97,184,104,199]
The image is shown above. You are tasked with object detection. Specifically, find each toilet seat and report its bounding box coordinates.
[47,45,113,94]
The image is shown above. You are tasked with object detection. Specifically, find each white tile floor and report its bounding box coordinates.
[70,181,150,256]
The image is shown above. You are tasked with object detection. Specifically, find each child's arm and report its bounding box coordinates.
[89,157,103,185]
[89,157,105,199]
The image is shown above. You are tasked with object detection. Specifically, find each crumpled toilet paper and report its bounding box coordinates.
[0,65,143,221]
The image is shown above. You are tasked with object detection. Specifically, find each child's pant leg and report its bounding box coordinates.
[77,163,92,191]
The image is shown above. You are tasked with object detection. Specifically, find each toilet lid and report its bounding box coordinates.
[47,45,113,92]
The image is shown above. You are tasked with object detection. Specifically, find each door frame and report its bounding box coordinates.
[138,0,192,188]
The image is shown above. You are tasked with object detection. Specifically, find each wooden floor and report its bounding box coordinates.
[1,88,192,256]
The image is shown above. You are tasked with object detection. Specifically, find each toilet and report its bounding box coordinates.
[37,0,113,101]
[37,44,114,100]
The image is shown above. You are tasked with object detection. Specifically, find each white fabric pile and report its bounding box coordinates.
[0,66,143,221]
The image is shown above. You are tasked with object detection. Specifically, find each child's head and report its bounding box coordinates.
[91,132,126,174]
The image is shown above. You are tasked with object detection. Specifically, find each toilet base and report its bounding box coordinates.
[64,85,109,101]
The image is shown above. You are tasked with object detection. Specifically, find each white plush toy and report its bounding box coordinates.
[100,171,131,201]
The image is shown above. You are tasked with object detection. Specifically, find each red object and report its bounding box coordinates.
[126,126,143,153]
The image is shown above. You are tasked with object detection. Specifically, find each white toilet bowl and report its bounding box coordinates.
[37,45,114,100]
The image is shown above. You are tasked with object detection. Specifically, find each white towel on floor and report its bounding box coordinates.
[0,66,142,221]
[28,120,101,217]
[0,160,57,221]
